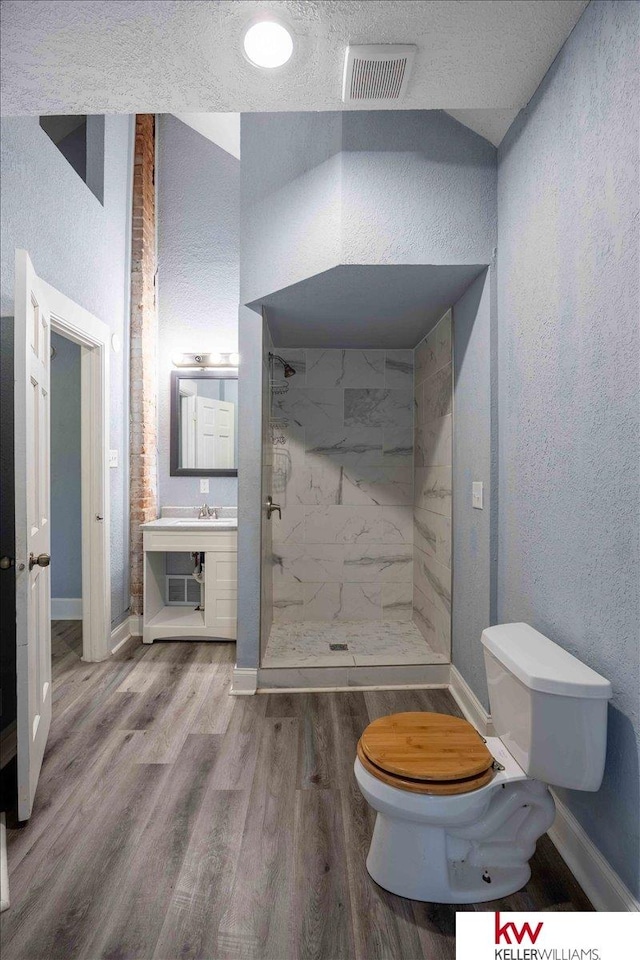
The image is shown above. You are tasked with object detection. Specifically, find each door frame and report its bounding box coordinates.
[179,380,197,468]
[44,279,111,662]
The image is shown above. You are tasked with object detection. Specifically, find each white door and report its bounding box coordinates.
[180,390,197,468]
[14,250,52,821]
[195,396,215,468]
[195,397,235,469]
[213,399,235,469]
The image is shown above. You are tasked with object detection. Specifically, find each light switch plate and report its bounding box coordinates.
[109,449,118,468]
[200,478,210,494]
[472,481,483,509]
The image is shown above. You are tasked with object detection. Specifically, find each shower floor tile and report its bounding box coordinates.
[263,620,447,668]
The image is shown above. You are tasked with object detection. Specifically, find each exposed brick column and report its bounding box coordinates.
[129,114,158,617]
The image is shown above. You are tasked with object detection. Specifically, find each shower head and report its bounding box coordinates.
[270,353,296,378]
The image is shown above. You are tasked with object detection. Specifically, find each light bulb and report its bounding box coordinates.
[243,20,293,69]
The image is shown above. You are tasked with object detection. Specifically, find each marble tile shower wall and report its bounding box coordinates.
[260,324,274,655]
[413,311,453,658]
[270,349,414,623]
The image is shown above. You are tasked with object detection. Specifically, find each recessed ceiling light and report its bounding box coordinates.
[243,20,293,69]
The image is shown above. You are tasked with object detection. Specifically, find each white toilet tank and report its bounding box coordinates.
[481,623,612,791]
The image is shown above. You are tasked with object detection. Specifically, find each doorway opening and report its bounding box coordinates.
[50,332,83,667]
[48,286,111,666]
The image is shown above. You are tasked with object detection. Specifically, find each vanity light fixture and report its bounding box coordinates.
[172,352,239,369]
[243,19,293,69]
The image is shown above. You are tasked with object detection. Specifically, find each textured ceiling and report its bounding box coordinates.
[249,264,487,349]
[2,1,588,144]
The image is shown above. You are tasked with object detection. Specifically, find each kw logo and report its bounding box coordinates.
[495,912,544,945]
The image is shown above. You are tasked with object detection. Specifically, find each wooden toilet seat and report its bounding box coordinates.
[357,712,495,796]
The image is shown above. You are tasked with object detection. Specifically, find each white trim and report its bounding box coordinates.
[548,791,640,912]
[44,277,111,664]
[258,662,450,691]
[449,664,495,735]
[128,614,142,637]
[259,683,451,695]
[231,666,258,695]
[0,721,17,770]
[110,618,131,654]
[0,814,8,913]
[51,598,82,620]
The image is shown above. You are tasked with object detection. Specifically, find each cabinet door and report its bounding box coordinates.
[204,551,237,639]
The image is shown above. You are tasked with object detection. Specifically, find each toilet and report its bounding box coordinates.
[354,622,612,903]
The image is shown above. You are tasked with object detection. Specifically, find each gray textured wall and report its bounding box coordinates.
[340,111,496,268]
[237,304,265,669]
[451,270,492,704]
[496,0,639,896]
[50,333,82,599]
[240,110,496,305]
[241,112,342,306]
[157,115,240,508]
[0,114,134,626]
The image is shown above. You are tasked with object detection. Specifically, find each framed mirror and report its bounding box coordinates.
[170,370,238,476]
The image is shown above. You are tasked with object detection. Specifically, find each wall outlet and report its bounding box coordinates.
[472,481,484,510]
[200,478,210,494]
[109,449,118,468]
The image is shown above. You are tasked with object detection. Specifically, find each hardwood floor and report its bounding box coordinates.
[1,630,592,960]
[51,618,83,665]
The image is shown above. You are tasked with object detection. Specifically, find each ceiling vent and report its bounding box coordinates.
[342,44,416,103]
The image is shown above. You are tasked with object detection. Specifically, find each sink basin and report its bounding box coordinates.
[141,516,238,531]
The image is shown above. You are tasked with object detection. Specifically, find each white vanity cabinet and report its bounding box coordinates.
[140,519,237,643]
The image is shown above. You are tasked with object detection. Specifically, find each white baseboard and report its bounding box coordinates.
[51,597,82,620]
[129,615,142,637]
[231,667,257,695]
[0,814,8,913]
[110,618,131,654]
[448,665,638,912]
[449,664,495,736]
[548,791,639,912]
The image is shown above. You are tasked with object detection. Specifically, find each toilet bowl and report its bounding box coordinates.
[354,623,612,903]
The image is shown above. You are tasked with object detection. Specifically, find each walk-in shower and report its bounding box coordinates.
[260,310,454,674]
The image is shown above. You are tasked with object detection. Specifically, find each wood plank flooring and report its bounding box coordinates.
[1,625,592,960]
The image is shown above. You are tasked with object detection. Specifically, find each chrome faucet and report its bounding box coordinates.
[198,503,218,519]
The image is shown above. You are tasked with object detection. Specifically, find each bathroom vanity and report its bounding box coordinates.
[140,516,237,643]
